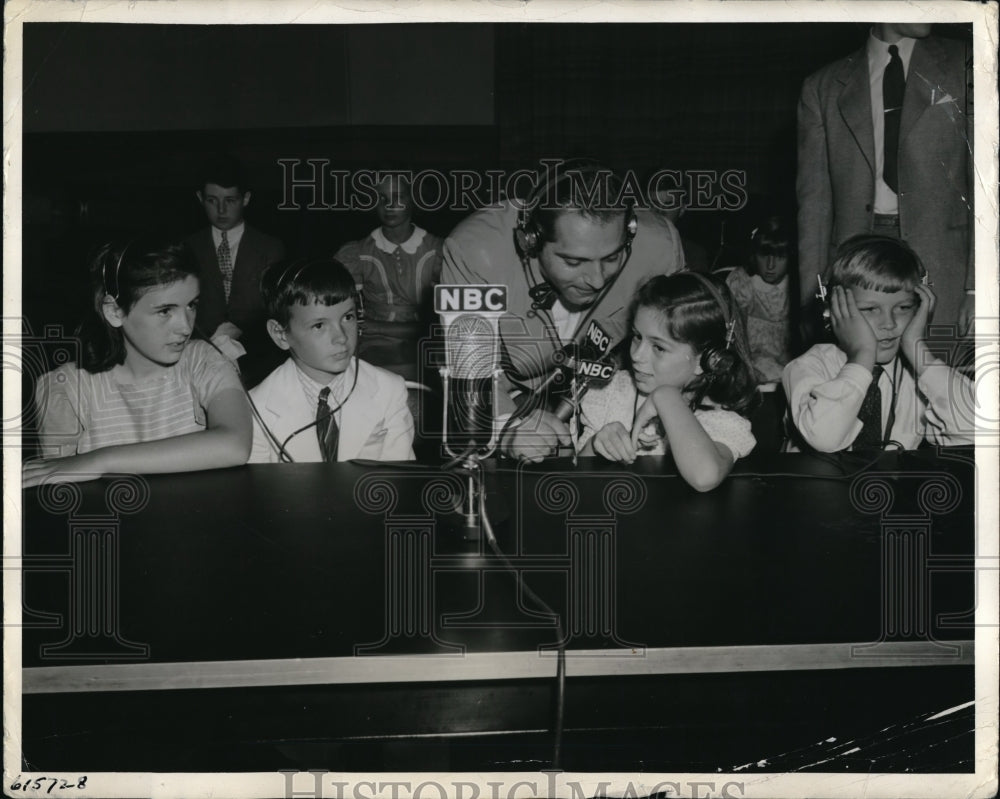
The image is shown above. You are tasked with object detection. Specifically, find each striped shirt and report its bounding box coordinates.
[35,340,243,458]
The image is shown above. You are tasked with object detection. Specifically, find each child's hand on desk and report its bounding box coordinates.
[501,409,570,463]
[23,453,103,489]
[592,422,637,464]
[634,423,664,451]
[830,286,877,369]
[900,283,937,373]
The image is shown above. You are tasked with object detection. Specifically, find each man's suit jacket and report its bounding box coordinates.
[797,35,972,330]
[247,357,415,463]
[186,224,286,339]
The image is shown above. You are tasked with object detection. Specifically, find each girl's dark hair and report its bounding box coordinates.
[633,272,759,415]
[78,237,200,373]
[747,215,792,275]
[261,257,356,327]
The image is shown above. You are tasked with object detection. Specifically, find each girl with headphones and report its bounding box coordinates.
[577,272,759,491]
[23,237,252,488]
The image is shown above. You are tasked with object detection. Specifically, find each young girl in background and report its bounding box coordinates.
[726,216,793,383]
[23,237,252,488]
[578,272,758,491]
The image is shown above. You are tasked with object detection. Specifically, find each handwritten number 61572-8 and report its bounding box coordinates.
[7,776,88,792]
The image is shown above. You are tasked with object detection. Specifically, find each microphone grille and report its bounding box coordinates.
[447,314,496,380]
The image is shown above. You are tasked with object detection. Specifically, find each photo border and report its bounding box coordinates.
[4,1,997,797]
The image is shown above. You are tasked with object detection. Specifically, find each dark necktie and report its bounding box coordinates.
[883,44,905,194]
[854,365,885,450]
[316,387,340,462]
[217,230,234,301]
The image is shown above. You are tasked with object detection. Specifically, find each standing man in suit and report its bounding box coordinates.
[187,155,286,385]
[797,24,973,345]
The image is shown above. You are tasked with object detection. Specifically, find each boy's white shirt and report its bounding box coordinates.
[248,357,414,462]
[782,343,975,452]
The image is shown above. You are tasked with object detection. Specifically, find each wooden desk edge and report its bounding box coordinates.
[22,640,974,694]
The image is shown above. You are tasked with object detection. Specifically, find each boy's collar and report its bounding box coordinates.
[291,356,356,396]
[212,221,245,240]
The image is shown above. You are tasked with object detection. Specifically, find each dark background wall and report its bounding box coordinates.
[22,24,495,131]
[19,21,971,334]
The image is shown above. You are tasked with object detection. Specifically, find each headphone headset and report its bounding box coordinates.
[514,160,638,264]
[274,257,322,293]
[816,262,931,332]
[816,268,931,301]
[103,240,135,302]
[684,271,738,378]
[269,257,364,336]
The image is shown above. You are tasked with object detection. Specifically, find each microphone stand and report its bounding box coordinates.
[440,365,503,542]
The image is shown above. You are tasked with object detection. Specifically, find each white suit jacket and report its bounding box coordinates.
[248,357,414,463]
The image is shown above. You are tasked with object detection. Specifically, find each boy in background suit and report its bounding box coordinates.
[187,155,286,385]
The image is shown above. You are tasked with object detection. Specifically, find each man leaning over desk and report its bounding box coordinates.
[441,162,685,462]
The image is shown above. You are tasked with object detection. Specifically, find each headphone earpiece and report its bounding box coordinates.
[815,274,829,305]
[700,346,736,377]
[685,271,740,378]
[528,282,557,310]
[816,275,833,332]
[514,220,541,259]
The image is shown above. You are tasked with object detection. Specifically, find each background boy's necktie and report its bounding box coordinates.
[316,387,340,462]
[854,365,885,450]
[883,44,905,194]
[217,230,233,302]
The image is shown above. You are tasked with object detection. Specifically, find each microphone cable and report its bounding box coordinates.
[197,328,359,463]
[196,327,288,458]
[273,358,360,463]
[353,442,568,765]
[478,466,567,769]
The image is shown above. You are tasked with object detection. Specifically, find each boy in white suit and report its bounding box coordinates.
[248,257,414,463]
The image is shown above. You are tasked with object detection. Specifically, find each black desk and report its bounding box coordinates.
[18,450,977,774]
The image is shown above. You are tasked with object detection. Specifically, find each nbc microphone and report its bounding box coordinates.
[445,313,499,450]
[536,319,620,422]
[435,284,507,457]
[435,284,508,541]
